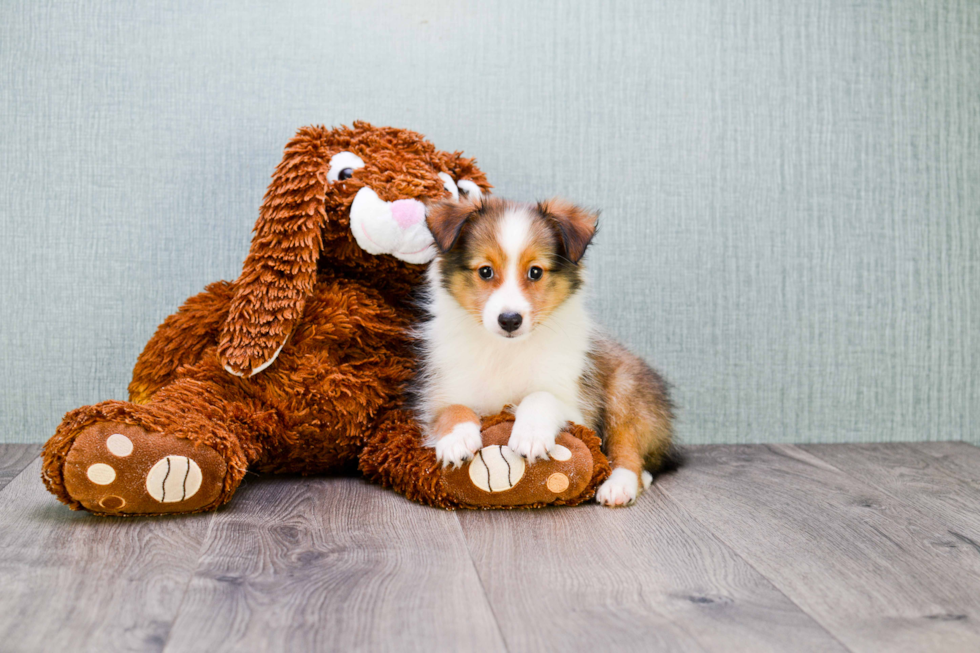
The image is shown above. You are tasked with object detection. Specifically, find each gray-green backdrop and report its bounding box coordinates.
[2,1,978,445]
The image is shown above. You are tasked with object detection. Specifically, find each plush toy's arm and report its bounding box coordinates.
[217,130,327,377]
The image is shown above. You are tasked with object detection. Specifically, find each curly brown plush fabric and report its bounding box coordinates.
[40,122,608,516]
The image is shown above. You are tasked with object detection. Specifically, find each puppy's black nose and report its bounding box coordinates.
[498,312,523,333]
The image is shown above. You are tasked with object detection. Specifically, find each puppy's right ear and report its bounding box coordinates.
[426,199,477,252]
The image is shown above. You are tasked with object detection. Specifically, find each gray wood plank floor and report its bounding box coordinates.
[2,442,980,653]
[0,444,40,491]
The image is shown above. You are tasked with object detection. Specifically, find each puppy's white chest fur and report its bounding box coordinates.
[418,265,591,425]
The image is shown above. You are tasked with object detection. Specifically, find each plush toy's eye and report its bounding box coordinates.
[527,266,543,281]
[478,266,494,280]
[327,151,365,183]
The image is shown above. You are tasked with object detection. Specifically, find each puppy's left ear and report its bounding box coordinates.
[537,199,599,264]
[426,199,478,252]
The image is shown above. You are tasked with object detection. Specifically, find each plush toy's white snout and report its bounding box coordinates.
[350,187,437,264]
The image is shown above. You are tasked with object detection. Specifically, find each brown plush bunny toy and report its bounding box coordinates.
[41,122,492,515]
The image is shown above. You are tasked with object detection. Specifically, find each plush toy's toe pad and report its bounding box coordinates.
[62,421,226,515]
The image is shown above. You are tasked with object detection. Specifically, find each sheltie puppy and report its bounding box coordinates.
[414,196,676,506]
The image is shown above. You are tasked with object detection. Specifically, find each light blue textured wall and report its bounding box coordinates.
[1,1,978,444]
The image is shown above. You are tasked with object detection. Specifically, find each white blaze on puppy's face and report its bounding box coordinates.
[482,208,534,338]
[426,197,590,353]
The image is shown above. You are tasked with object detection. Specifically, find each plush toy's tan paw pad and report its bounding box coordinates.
[62,421,226,515]
[145,455,204,503]
[469,445,526,492]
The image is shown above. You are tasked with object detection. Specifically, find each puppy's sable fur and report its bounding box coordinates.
[416,197,676,507]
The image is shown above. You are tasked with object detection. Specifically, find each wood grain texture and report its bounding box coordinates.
[659,445,980,652]
[458,490,848,653]
[6,444,980,652]
[0,444,40,491]
[800,442,980,543]
[0,459,212,653]
[163,475,505,653]
[909,442,980,486]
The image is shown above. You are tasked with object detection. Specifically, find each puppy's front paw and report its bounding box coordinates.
[508,417,559,463]
[596,468,640,507]
[435,422,482,468]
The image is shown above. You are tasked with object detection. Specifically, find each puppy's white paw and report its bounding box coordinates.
[435,422,483,468]
[641,470,653,489]
[596,468,640,507]
[507,417,559,463]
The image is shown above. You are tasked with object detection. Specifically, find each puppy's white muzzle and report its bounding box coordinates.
[350,187,437,264]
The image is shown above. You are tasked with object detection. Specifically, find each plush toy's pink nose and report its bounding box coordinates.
[391,199,425,230]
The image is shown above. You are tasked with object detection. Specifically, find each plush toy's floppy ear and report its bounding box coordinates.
[426,199,478,253]
[217,129,326,377]
[537,199,599,265]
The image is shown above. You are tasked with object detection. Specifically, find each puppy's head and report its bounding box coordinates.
[426,197,598,339]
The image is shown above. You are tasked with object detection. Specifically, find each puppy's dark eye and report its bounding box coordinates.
[528,266,543,281]
[338,168,354,181]
[478,266,494,280]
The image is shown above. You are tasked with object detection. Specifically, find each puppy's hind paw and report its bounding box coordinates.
[641,470,653,489]
[435,422,483,468]
[596,468,640,507]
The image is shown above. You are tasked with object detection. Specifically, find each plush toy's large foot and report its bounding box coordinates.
[442,419,601,507]
[362,411,611,509]
[43,407,234,516]
[61,421,227,514]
